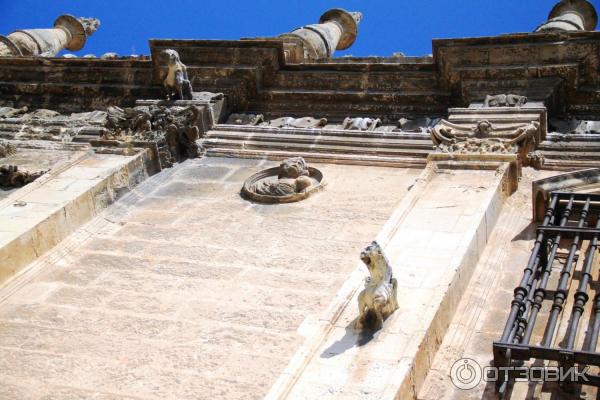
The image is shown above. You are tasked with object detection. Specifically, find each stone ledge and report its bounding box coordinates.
[0,149,153,287]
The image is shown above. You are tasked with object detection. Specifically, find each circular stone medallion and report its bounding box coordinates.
[241,166,324,204]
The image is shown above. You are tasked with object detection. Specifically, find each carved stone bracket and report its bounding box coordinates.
[430,106,547,167]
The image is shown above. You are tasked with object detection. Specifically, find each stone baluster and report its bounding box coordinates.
[0,15,100,57]
[279,8,362,60]
[535,0,597,32]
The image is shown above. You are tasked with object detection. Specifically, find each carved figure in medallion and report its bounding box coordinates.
[251,157,313,196]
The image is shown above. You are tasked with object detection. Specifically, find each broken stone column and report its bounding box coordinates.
[0,15,100,57]
[535,0,597,32]
[279,8,362,61]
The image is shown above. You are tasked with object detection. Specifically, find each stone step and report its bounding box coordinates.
[540,150,600,160]
[206,130,433,149]
[203,137,431,158]
[204,148,426,168]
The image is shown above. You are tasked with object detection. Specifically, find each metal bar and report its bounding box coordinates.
[542,195,583,347]
[566,208,600,350]
[499,194,559,344]
[587,294,600,352]
[536,226,600,239]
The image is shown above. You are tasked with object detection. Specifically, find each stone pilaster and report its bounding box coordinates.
[0,15,99,57]
[535,0,597,32]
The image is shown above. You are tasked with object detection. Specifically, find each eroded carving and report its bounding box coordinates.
[0,165,45,189]
[397,117,439,133]
[356,241,398,331]
[105,105,202,167]
[269,117,327,129]
[0,141,16,158]
[241,157,324,203]
[342,117,382,131]
[226,113,265,125]
[160,49,193,101]
[527,151,545,169]
[483,94,527,108]
[0,106,28,119]
[430,120,540,156]
[251,157,312,196]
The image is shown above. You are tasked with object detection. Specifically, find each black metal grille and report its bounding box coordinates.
[494,191,600,392]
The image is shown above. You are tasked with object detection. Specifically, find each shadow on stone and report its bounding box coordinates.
[320,318,378,359]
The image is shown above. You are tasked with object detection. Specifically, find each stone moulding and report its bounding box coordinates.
[531,167,600,222]
[241,165,324,204]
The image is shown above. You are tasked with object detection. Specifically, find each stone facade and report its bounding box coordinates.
[1,2,600,399]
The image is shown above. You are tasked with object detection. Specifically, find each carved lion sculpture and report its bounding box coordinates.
[356,241,399,331]
[160,49,193,101]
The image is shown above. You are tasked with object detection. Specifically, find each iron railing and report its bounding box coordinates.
[494,191,600,393]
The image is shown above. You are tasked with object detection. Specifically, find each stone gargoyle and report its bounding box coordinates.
[160,49,193,101]
[342,117,382,131]
[483,94,527,108]
[356,241,399,331]
[251,157,313,197]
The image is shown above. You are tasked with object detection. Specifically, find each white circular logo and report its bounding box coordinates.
[450,358,482,390]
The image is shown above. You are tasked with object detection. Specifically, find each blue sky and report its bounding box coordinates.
[1,0,598,57]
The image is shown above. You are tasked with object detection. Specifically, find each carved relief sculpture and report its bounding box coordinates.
[105,105,202,167]
[0,141,16,158]
[356,241,399,331]
[342,117,382,131]
[269,117,327,129]
[483,94,528,108]
[0,165,46,189]
[241,157,324,203]
[430,119,540,162]
[160,49,193,101]
[226,113,265,125]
